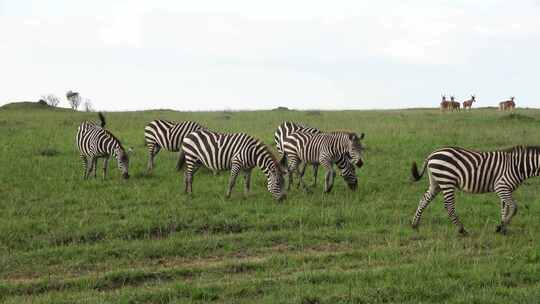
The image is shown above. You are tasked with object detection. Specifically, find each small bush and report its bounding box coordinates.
[37,99,48,106]
[273,106,290,111]
[38,148,60,157]
[306,110,322,116]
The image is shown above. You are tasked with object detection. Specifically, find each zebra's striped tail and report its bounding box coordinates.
[411,160,427,181]
[98,112,106,127]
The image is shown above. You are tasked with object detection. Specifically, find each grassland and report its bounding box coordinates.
[1,105,540,303]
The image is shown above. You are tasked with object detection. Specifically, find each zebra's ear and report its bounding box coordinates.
[349,133,364,141]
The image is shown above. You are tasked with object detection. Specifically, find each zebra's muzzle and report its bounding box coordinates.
[347,180,358,191]
[122,173,130,179]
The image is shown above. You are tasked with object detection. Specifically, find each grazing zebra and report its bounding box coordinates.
[274,121,321,185]
[144,120,205,174]
[181,129,286,200]
[282,131,364,193]
[462,95,476,110]
[76,112,130,179]
[411,146,540,235]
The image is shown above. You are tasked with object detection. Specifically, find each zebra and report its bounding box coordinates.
[282,131,365,193]
[274,121,322,187]
[411,146,540,235]
[76,112,130,179]
[144,120,205,174]
[181,129,286,200]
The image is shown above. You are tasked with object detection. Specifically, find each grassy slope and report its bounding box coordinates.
[1,107,540,303]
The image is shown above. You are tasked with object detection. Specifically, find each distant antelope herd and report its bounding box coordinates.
[439,95,515,112]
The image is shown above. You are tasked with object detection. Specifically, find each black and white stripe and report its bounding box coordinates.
[182,129,286,200]
[274,121,321,156]
[411,146,540,234]
[76,112,130,179]
[282,131,365,193]
[144,120,204,173]
[274,122,322,186]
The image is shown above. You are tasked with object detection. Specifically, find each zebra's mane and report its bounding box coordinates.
[258,140,282,173]
[326,130,356,136]
[94,122,126,154]
[503,145,540,154]
[292,122,314,128]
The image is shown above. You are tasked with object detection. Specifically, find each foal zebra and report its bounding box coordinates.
[144,120,204,174]
[76,112,130,179]
[411,146,540,235]
[181,129,286,200]
[282,131,364,193]
[274,121,321,185]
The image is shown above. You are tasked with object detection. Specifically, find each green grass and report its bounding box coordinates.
[1,106,540,303]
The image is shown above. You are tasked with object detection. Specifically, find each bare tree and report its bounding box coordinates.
[66,90,81,110]
[41,94,60,107]
[83,98,94,112]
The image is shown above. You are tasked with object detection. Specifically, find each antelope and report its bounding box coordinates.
[462,95,476,110]
[440,95,451,112]
[499,97,515,111]
[450,96,460,112]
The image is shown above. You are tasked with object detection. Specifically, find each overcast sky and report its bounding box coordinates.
[1,0,539,111]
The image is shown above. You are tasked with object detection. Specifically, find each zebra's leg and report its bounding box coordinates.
[312,164,318,187]
[411,182,440,230]
[226,163,242,198]
[243,169,252,196]
[146,145,160,174]
[287,156,300,190]
[93,158,99,178]
[80,155,88,179]
[184,160,201,194]
[495,188,517,234]
[441,187,467,235]
[102,156,110,179]
[85,157,95,179]
[321,161,335,193]
[176,151,186,171]
[296,162,306,189]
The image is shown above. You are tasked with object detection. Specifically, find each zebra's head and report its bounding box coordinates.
[267,164,286,201]
[337,154,358,191]
[347,132,365,168]
[263,148,286,201]
[115,146,131,179]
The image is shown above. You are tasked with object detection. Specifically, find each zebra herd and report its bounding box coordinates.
[76,113,540,235]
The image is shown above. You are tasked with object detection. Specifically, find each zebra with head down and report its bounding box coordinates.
[181,129,286,201]
[76,112,131,180]
[282,131,365,193]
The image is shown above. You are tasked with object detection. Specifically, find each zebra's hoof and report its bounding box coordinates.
[496,225,507,234]
[458,228,469,236]
[411,224,419,230]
